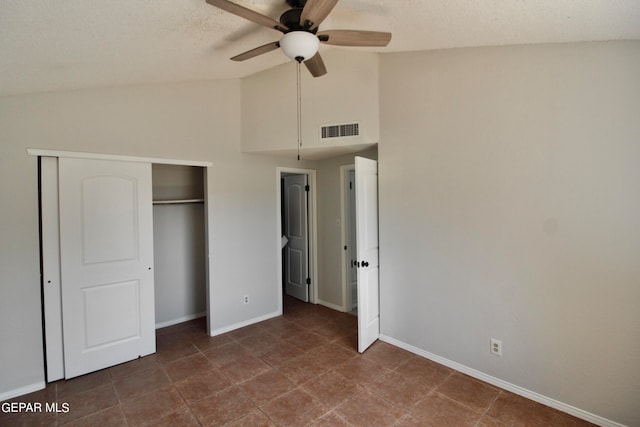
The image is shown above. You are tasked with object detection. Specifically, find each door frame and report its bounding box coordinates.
[30,148,213,381]
[340,164,356,313]
[276,167,318,313]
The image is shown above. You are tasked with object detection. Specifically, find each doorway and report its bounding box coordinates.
[277,167,318,313]
[341,165,358,315]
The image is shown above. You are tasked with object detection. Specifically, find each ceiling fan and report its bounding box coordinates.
[206,0,392,77]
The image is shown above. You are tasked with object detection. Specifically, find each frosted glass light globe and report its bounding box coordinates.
[279,31,319,62]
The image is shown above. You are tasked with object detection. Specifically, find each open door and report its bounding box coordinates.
[355,157,380,353]
[283,174,309,302]
[58,157,156,378]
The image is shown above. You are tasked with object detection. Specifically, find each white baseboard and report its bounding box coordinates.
[379,335,623,427]
[210,311,281,336]
[0,382,46,402]
[155,312,207,329]
[317,299,345,312]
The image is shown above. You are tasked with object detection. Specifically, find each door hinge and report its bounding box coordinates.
[349,181,353,190]
[306,277,311,285]
[305,184,310,192]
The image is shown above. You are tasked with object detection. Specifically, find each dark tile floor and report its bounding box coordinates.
[1,296,593,426]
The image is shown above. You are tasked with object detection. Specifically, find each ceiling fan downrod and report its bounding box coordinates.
[296,61,302,160]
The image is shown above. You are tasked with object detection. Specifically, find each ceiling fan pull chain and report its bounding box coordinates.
[297,60,302,161]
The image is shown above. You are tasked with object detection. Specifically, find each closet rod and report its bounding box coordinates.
[153,199,204,205]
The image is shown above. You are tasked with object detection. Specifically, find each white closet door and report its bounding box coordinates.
[41,157,64,381]
[59,157,155,378]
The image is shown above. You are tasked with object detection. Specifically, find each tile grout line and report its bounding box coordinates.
[474,390,505,426]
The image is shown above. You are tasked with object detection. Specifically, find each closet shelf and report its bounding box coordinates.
[153,198,204,205]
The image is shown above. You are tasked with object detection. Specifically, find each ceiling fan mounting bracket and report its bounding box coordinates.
[279,8,317,33]
[285,0,307,8]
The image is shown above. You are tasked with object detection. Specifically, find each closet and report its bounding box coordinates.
[152,164,207,328]
[39,153,209,381]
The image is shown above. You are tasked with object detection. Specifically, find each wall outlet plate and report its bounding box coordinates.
[491,338,502,356]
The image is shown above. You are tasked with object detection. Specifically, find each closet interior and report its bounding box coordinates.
[152,164,207,328]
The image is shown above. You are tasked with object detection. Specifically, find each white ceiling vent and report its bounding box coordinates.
[321,122,360,140]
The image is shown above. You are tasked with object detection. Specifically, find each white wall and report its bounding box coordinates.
[379,41,640,426]
[241,50,380,155]
[153,204,207,327]
[0,80,308,399]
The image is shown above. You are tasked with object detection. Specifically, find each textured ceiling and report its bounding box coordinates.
[1,0,639,96]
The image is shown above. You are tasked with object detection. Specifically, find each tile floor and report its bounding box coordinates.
[1,296,593,426]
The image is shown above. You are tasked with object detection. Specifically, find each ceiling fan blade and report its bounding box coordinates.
[231,41,280,61]
[300,0,339,30]
[318,30,392,47]
[304,52,327,77]
[206,0,287,32]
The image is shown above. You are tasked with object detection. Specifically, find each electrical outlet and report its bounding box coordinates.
[490,338,502,356]
[243,295,250,305]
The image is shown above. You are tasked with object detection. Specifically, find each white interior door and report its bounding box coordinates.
[59,157,155,378]
[355,157,380,353]
[283,174,309,302]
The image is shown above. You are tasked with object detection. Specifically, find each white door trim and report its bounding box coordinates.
[276,167,318,313]
[27,148,212,167]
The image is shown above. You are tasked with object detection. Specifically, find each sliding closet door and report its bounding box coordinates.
[58,157,155,378]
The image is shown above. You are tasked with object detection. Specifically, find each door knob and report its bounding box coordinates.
[361,261,369,267]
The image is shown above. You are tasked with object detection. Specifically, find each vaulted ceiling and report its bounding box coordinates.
[1,0,639,96]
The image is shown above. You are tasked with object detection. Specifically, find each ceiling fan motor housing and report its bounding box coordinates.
[280,8,317,32]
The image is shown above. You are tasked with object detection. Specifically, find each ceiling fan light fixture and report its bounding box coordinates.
[279,31,319,62]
